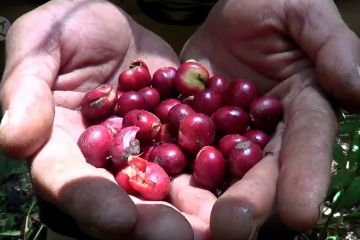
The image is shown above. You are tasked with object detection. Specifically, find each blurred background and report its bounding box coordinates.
[0,0,212,75]
[0,0,359,75]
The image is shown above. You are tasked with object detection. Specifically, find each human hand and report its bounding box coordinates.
[181,0,360,238]
[0,1,212,239]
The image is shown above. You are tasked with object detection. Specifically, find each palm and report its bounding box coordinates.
[183,0,312,92]
[29,0,178,191]
[36,1,177,107]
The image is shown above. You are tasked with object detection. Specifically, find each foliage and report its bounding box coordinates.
[298,113,360,240]
[0,155,45,240]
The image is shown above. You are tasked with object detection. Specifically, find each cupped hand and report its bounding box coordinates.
[181,0,360,239]
[0,1,211,239]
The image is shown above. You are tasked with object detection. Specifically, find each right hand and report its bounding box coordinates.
[0,1,213,239]
[181,0,359,238]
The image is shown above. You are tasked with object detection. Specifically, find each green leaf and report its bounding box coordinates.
[344,211,360,220]
[339,121,360,135]
[347,129,360,167]
[338,177,360,208]
[326,236,340,240]
[32,225,45,240]
[340,112,360,122]
[1,214,15,229]
[0,230,21,237]
[328,170,357,195]
[332,140,347,169]
[0,191,6,198]
[0,153,23,177]
[11,162,28,175]
[23,199,38,237]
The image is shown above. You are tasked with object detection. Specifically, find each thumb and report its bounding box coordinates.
[30,124,138,239]
[286,0,360,112]
[30,107,138,238]
[0,16,60,159]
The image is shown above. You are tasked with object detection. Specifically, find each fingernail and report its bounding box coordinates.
[357,65,360,77]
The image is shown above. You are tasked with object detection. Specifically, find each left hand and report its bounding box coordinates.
[180,0,360,238]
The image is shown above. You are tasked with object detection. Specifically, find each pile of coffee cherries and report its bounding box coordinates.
[77,60,283,201]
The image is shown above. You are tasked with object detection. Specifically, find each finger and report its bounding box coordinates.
[130,194,210,240]
[30,110,138,239]
[169,174,215,239]
[131,176,212,240]
[0,12,60,159]
[170,174,217,224]
[210,123,284,240]
[286,0,360,112]
[274,72,337,231]
[40,196,198,240]
[35,107,198,240]
[181,213,211,240]
[132,204,194,240]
